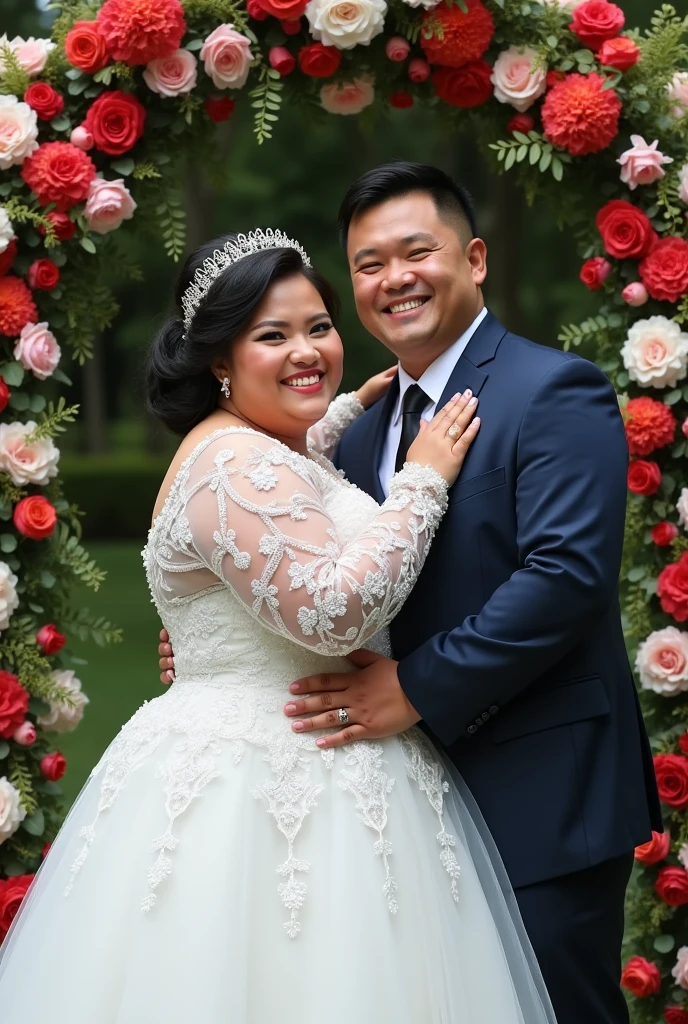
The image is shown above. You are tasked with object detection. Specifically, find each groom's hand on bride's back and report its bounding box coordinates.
[158,628,175,684]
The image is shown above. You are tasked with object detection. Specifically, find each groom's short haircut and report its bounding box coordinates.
[338,162,477,249]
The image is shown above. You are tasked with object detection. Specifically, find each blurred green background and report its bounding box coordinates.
[3,0,655,804]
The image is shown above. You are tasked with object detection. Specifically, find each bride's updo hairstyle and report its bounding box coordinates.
[146,233,340,436]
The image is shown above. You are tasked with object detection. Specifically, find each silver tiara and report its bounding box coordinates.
[181,228,312,335]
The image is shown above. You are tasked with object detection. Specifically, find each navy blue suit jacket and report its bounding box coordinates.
[335,311,661,889]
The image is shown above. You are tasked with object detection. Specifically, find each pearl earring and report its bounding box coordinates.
[220,377,231,398]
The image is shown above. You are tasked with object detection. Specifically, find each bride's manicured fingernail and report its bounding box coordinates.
[285,703,297,715]
[451,393,461,400]
[468,396,478,406]
[292,721,305,732]
[463,389,472,398]
[316,738,327,747]
[289,683,301,693]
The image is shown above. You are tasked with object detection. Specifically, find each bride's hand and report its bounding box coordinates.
[355,366,397,410]
[406,390,480,487]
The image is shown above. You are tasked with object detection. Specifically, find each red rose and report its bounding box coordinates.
[36,624,66,655]
[596,199,657,260]
[21,142,96,211]
[204,96,235,123]
[298,43,341,78]
[280,18,302,35]
[570,0,625,51]
[0,671,29,740]
[621,956,661,998]
[0,238,17,277]
[0,875,34,942]
[40,751,67,782]
[598,37,640,71]
[65,20,110,74]
[656,865,688,906]
[640,237,688,304]
[246,0,269,17]
[38,211,76,242]
[627,459,661,496]
[508,113,535,135]
[432,61,493,108]
[654,752,688,807]
[652,522,679,546]
[13,495,57,540]
[659,554,688,623]
[580,256,611,291]
[665,1008,688,1024]
[269,46,295,76]
[24,83,64,122]
[0,376,9,413]
[27,259,60,292]
[680,733,688,755]
[390,91,414,109]
[84,91,146,157]
[634,830,671,865]
[256,0,308,17]
[624,396,676,457]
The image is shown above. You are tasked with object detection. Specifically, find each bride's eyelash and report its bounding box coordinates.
[311,321,332,333]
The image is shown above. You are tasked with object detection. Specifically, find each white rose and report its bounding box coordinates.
[400,0,440,8]
[668,72,688,120]
[680,488,688,532]
[491,46,547,113]
[306,0,387,50]
[0,421,60,486]
[0,777,25,845]
[636,626,688,696]
[621,316,688,389]
[0,560,18,633]
[0,95,39,171]
[679,162,688,207]
[37,670,89,734]
[536,0,585,7]
[0,207,13,255]
[0,35,55,77]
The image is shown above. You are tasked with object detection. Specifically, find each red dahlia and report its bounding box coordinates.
[0,277,37,337]
[640,237,688,304]
[432,61,493,108]
[624,397,676,456]
[421,0,494,68]
[541,73,621,156]
[21,142,96,210]
[96,0,187,66]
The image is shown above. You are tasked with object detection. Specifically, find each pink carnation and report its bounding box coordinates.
[618,135,673,190]
[13,322,60,381]
[84,177,136,235]
[143,48,198,97]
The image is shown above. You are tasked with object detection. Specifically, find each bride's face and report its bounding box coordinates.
[223,273,343,437]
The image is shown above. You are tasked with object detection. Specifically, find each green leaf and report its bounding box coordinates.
[504,148,516,171]
[29,395,46,414]
[110,157,135,176]
[80,237,96,254]
[539,149,552,173]
[529,143,541,165]
[65,67,83,81]
[551,157,563,182]
[546,35,559,48]
[52,368,73,386]
[0,740,9,759]
[0,361,25,387]
[616,371,629,388]
[67,78,89,96]
[22,809,45,837]
[50,114,71,132]
[666,389,683,405]
[9,392,30,411]
[40,571,56,589]
[28,602,44,614]
[654,934,675,954]
[0,534,17,554]
[512,131,531,145]
[28,697,50,716]
[184,39,204,50]
[627,567,645,582]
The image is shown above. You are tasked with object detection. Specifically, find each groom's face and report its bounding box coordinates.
[346,192,486,375]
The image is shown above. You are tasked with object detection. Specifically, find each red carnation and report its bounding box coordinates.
[421,0,494,67]
[21,142,96,211]
[624,397,676,456]
[596,199,656,260]
[255,0,308,17]
[432,61,493,108]
[38,212,76,242]
[621,956,661,998]
[84,91,146,157]
[0,671,29,740]
[0,377,9,413]
[652,522,679,546]
[204,96,235,123]
[640,237,688,304]
[246,0,269,18]
[298,43,341,78]
[269,46,295,76]
[0,277,37,337]
[627,459,661,495]
[598,37,640,71]
[13,495,57,540]
[24,83,64,122]
[656,865,688,906]
[27,259,60,292]
[635,830,671,865]
[580,256,611,291]
[654,752,688,806]
[36,624,66,656]
[0,238,17,278]
[665,1008,688,1024]
[542,73,621,156]
[390,91,414,109]
[65,20,110,74]
[40,751,67,782]
[570,0,625,52]
[508,113,535,135]
[0,875,34,943]
[96,0,186,66]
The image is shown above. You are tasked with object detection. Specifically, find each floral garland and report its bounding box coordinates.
[0,1,687,1013]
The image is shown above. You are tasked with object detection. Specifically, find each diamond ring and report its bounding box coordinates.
[337,708,350,725]
[448,425,460,439]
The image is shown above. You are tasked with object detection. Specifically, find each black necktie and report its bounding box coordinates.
[395,384,430,472]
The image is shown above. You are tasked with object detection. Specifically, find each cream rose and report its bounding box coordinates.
[668,72,688,120]
[618,135,673,190]
[680,844,688,870]
[13,322,61,381]
[143,48,198,97]
[37,670,89,735]
[0,561,18,633]
[674,947,688,991]
[679,162,688,206]
[636,626,688,696]
[621,316,688,390]
[306,0,387,50]
[0,35,55,77]
[0,421,60,486]
[0,207,13,255]
[680,488,688,533]
[320,75,375,114]
[491,46,547,113]
[0,777,25,846]
[0,95,39,171]
[400,0,440,9]
[85,177,137,235]
[200,25,254,90]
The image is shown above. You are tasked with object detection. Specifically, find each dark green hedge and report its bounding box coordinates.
[60,454,168,540]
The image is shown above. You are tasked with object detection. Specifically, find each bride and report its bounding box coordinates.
[0,229,555,1023]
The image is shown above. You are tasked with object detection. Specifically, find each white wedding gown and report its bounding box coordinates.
[0,395,555,1024]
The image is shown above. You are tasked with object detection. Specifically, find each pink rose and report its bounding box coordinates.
[0,96,38,171]
[70,125,94,151]
[85,177,136,235]
[618,135,673,190]
[13,322,60,381]
[668,72,688,120]
[143,48,197,97]
[385,37,410,62]
[0,36,55,78]
[320,76,375,115]
[491,45,547,113]
[636,626,688,696]
[200,25,254,90]
[674,947,688,991]
[679,163,688,207]
[622,282,649,307]
[408,58,430,83]
[680,844,688,870]
[12,721,36,746]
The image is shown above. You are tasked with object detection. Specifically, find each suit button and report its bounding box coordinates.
[475,717,483,727]
[489,706,499,715]
[467,724,478,735]
[481,712,490,722]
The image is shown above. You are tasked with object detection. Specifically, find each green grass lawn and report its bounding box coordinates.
[57,542,164,806]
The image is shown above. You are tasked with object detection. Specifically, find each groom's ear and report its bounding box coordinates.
[466,238,488,286]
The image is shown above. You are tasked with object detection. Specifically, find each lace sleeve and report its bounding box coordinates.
[185,431,447,654]
[306,392,365,459]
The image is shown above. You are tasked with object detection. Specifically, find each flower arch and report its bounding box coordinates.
[0,0,687,1015]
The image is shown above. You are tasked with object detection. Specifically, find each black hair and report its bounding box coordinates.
[338,161,477,248]
[146,234,340,436]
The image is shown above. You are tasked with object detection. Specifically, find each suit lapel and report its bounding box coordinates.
[358,374,398,504]
[437,310,508,409]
